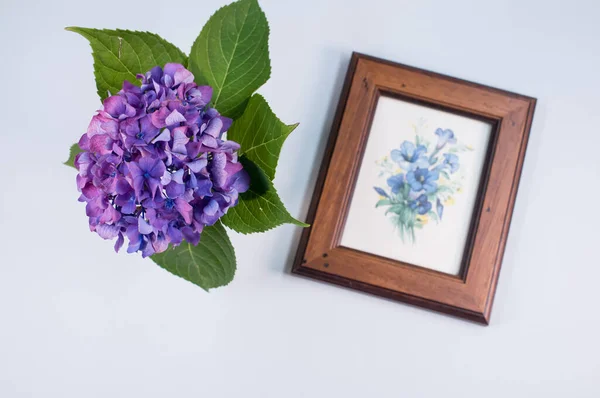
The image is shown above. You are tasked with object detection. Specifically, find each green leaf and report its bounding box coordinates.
[402,183,411,198]
[385,204,406,216]
[437,185,454,194]
[221,157,308,234]
[150,222,236,290]
[227,95,297,180]
[66,27,187,101]
[390,214,407,242]
[64,143,82,168]
[448,144,474,153]
[189,0,270,119]
[403,208,415,226]
[375,199,391,208]
[428,210,440,223]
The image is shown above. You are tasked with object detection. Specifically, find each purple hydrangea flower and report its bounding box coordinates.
[74,63,250,257]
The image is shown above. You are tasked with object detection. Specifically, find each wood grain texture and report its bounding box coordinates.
[292,53,536,325]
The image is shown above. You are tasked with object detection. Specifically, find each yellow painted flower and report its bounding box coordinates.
[416,214,429,225]
[444,197,455,206]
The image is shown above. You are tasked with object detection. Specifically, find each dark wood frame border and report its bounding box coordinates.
[292,52,536,325]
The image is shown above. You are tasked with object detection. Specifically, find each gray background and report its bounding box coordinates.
[1,0,598,396]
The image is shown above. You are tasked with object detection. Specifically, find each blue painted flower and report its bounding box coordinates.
[373,187,389,198]
[391,141,429,171]
[442,153,460,173]
[409,194,432,215]
[436,198,444,220]
[406,168,439,193]
[435,128,457,149]
[386,173,405,194]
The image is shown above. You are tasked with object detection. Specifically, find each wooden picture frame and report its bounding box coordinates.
[292,52,536,324]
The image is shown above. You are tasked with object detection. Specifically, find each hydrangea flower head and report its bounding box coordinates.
[75,63,250,257]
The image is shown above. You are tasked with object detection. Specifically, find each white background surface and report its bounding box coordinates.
[1,0,599,396]
[341,96,492,275]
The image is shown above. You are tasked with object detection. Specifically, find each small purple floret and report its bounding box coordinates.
[75,63,249,257]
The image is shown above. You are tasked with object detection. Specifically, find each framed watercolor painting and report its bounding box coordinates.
[292,53,536,324]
